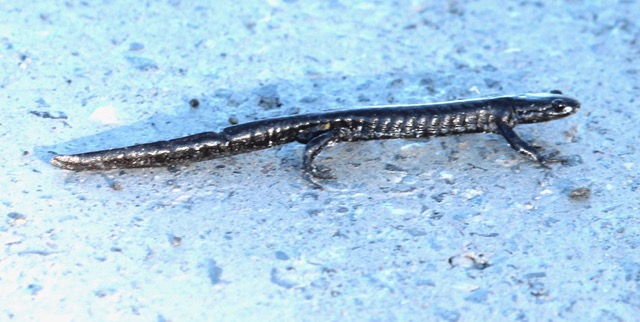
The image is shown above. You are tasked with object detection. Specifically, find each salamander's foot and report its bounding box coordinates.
[302,164,336,180]
[537,151,567,168]
[539,151,560,162]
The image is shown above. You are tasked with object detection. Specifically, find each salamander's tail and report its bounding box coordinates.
[51,132,229,171]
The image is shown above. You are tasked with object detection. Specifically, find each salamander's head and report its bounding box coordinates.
[512,90,580,124]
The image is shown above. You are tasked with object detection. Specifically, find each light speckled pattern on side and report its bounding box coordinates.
[1,1,638,321]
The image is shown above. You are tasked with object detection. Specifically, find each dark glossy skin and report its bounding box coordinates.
[51,91,580,179]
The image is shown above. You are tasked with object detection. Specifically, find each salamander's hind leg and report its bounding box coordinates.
[495,119,565,167]
[301,130,342,179]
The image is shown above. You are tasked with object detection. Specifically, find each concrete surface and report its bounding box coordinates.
[1,0,639,321]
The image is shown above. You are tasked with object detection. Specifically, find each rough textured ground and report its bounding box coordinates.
[1,1,639,321]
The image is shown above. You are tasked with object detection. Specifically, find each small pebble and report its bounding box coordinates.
[569,187,591,201]
[170,236,182,247]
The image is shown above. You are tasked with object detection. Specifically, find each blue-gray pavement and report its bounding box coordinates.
[1,1,639,320]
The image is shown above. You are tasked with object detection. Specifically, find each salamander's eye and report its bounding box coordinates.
[550,89,563,95]
[552,99,569,113]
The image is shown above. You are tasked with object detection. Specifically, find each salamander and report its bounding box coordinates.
[51,90,580,179]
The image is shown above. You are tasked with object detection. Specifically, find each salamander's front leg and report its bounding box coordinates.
[302,130,341,179]
[495,119,561,165]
